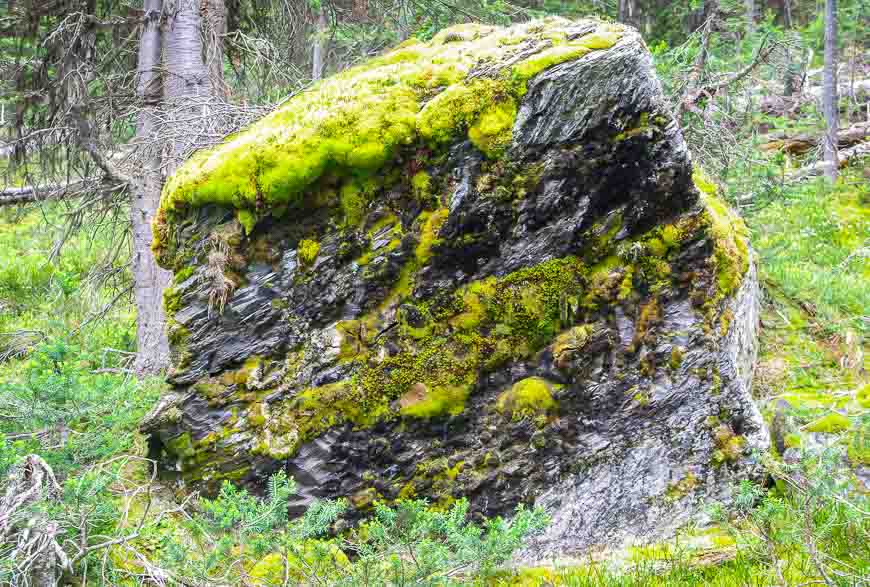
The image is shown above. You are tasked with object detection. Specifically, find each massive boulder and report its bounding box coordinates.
[144,17,768,559]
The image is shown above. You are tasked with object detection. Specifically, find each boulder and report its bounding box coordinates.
[144,17,768,560]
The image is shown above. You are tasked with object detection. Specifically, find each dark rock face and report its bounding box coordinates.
[143,18,767,560]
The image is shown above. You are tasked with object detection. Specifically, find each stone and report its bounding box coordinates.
[142,16,767,562]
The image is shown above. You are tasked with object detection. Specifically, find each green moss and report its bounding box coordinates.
[804,412,851,433]
[415,208,449,264]
[665,472,699,501]
[399,383,471,419]
[297,239,320,266]
[155,19,624,258]
[510,29,621,93]
[163,285,183,316]
[784,433,802,449]
[237,209,256,235]
[410,171,432,199]
[694,169,750,302]
[552,325,592,368]
[497,377,557,421]
[468,98,518,158]
[712,424,746,466]
[847,426,869,465]
[669,345,684,371]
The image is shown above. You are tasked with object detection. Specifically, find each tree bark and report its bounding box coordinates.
[312,2,328,81]
[132,0,172,375]
[823,0,839,181]
[745,0,756,34]
[202,0,228,98]
[163,0,210,171]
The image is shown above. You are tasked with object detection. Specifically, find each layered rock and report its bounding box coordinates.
[144,17,768,559]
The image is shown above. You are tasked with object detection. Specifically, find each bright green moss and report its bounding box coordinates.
[784,433,802,449]
[297,239,320,266]
[410,171,432,199]
[497,377,557,420]
[694,169,750,301]
[163,285,183,316]
[510,29,621,94]
[665,472,699,501]
[468,98,518,158]
[237,209,256,235]
[155,19,623,253]
[399,384,471,419]
[712,424,746,466]
[669,345,684,370]
[415,208,449,264]
[804,412,851,433]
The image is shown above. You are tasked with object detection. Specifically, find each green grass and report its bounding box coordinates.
[748,168,869,336]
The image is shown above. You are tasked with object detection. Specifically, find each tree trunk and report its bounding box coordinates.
[202,0,228,98]
[163,0,209,170]
[312,3,328,81]
[132,0,172,375]
[823,0,839,181]
[745,0,756,34]
[618,0,635,25]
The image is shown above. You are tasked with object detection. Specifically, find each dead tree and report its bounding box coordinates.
[822,0,839,181]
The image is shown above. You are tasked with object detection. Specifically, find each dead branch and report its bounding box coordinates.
[760,122,870,155]
[680,32,777,118]
[789,140,870,180]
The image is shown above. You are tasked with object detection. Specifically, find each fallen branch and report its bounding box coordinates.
[761,123,870,155]
[789,140,870,180]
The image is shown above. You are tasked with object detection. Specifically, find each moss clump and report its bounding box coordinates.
[468,98,518,158]
[665,472,699,501]
[693,169,750,301]
[712,424,746,466]
[510,29,621,92]
[410,171,432,199]
[552,325,592,368]
[415,208,449,264]
[399,383,471,419]
[155,19,623,256]
[497,377,557,420]
[804,412,851,433]
[669,345,684,371]
[297,239,320,266]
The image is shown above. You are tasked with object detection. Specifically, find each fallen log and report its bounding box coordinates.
[788,140,870,180]
[761,122,870,155]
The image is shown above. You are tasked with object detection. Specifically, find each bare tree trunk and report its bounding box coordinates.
[202,0,228,98]
[823,0,839,180]
[132,0,172,375]
[745,0,756,34]
[163,0,210,171]
[618,0,634,24]
[312,2,328,81]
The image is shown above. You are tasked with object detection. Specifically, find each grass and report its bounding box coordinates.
[748,168,869,336]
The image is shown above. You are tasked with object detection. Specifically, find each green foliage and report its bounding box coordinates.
[714,450,870,585]
[150,473,547,586]
[0,340,162,476]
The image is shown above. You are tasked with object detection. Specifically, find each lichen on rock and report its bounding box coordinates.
[144,16,767,563]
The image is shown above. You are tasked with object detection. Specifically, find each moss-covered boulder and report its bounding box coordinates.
[143,17,767,560]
